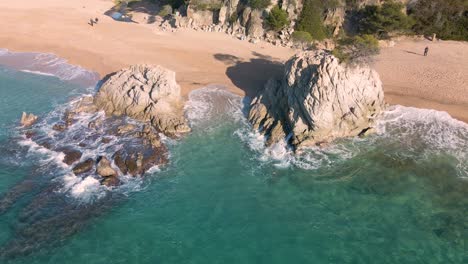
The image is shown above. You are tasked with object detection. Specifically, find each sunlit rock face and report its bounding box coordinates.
[248,51,385,149]
[94,64,190,135]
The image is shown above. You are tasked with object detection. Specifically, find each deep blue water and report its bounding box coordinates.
[0,63,467,263]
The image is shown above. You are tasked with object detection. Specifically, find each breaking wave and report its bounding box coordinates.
[185,86,468,178]
[0,49,99,87]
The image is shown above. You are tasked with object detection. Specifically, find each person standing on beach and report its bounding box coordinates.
[424,46,429,56]
[89,18,94,26]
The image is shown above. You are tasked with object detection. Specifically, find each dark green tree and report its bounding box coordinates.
[357,0,414,38]
[247,0,271,9]
[266,6,289,30]
[409,0,468,41]
[296,0,328,40]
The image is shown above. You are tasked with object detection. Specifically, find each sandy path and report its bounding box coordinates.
[0,0,467,122]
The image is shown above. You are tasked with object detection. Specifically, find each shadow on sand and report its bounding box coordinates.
[403,50,423,56]
[214,52,284,98]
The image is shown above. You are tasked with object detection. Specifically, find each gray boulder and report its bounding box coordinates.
[248,51,385,149]
[94,65,190,135]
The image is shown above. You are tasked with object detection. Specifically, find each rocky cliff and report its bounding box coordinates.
[94,65,190,135]
[248,51,385,149]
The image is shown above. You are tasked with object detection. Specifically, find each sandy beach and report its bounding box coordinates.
[0,0,467,122]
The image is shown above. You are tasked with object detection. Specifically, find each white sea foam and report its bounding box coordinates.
[62,175,106,202]
[20,69,56,77]
[0,48,99,86]
[185,85,243,127]
[235,103,468,176]
[377,105,468,177]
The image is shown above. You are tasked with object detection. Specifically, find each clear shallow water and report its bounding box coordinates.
[0,65,467,263]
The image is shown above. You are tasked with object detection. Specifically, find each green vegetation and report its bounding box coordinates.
[266,6,289,30]
[356,0,414,39]
[247,0,271,10]
[409,0,468,41]
[291,31,314,43]
[332,34,380,64]
[190,0,223,11]
[296,0,328,40]
[158,4,173,17]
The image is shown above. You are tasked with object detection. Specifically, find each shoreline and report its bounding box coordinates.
[0,0,466,123]
[2,47,467,126]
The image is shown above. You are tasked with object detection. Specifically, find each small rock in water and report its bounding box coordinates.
[60,148,82,165]
[101,137,112,144]
[72,158,94,175]
[87,119,103,129]
[117,124,136,135]
[24,130,37,139]
[101,176,120,187]
[96,156,117,177]
[52,123,67,132]
[20,112,38,127]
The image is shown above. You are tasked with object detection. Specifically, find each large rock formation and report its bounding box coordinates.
[94,65,190,135]
[248,51,385,149]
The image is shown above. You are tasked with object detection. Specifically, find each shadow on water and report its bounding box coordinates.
[214,52,284,98]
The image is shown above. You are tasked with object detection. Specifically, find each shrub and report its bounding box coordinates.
[292,31,314,43]
[266,6,289,30]
[190,0,223,11]
[158,4,173,17]
[409,0,468,41]
[248,0,271,10]
[332,34,380,64]
[356,0,414,38]
[296,0,328,40]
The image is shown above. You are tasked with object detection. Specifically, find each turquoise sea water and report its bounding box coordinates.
[0,60,467,263]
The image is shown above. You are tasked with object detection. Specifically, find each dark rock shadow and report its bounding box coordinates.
[95,71,117,92]
[214,52,284,98]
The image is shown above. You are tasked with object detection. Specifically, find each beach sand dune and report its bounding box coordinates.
[0,0,466,122]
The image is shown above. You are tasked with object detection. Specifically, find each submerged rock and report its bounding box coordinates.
[52,123,67,132]
[94,64,190,135]
[20,112,38,127]
[248,51,385,149]
[60,148,82,165]
[72,159,94,175]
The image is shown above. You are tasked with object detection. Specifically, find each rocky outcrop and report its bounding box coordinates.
[72,159,94,175]
[20,112,38,127]
[18,65,186,188]
[94,65,190,135]
[246,10,264,39]
[248,51,385,149]
[96,156,117,177]
[187,5,216,26]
